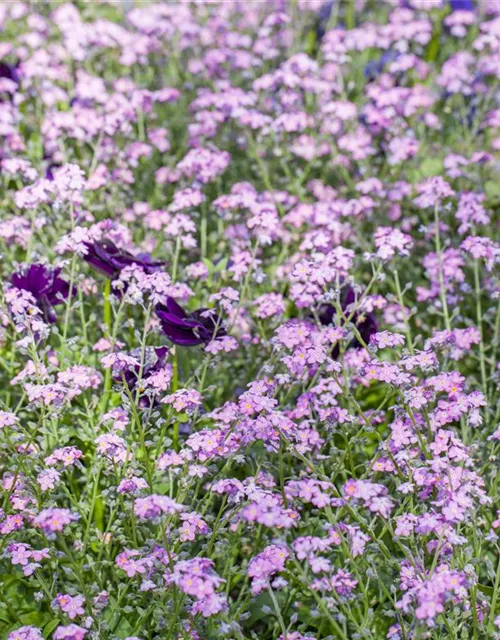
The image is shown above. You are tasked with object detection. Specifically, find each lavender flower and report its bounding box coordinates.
[0,3,498,639]
[7,627,43,640]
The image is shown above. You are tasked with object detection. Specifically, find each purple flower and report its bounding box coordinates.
[316,2,335,41]
[120,346,167,389]
[7,627,43,640]
[248,544,289,595]
[119,346,170,407]
[11,264,72,322]
[0,62,19,85]
[364,50,399,81]
[55,593,85,620]
[45,161,61,181]
[34,508,77,534]
[53,624,87,640]
[449,0,474,11]
[134,494,184,520]
[82,239,165,279]
[317,285,378,353]
[165,557,227,617]
[9,542,32,566]
[155,297,225,346]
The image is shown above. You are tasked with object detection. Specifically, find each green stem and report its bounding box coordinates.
[473,260,488,396]
[433,204,452,332]
[172,348,179,451]
[345,0,356,29]
[171,237,181,282]
[123,377,154,489]
[62,255,78,343]
[268,586,288,640]
[82,464,102,552]
[103,278,112,334]
[200,212,207,259]
[394,270,415,354]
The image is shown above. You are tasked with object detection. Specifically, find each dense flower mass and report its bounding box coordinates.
[0,1,500,639]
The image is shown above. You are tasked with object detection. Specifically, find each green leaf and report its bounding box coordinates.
[94,496,105,531]
[418,157,443,178]
[425,31,440,62]
[478,583,494,597]
[43,618,61,639]
[485,181,500,200]
[304,28,317,56]
[214,257,228,272]
[202,258,216,275]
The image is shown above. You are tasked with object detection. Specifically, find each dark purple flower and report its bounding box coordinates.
[45,161,61,181]
[0,62,19,85]
[120,347,169,407]
[364,50,399,81]
[155,297,225,347]
[83,240,165,279]
[317,285,377,354]
[316,1,336,41]
[449,0,474,11]
[11,263,72,322]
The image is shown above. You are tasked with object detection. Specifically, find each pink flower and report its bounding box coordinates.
[53,624,87,640]
[34,508,77,534]
[134,495,184,521]
[162,388,202,413]
[56,593,85,620]
[248,545,289,595]
[8,627,43,640]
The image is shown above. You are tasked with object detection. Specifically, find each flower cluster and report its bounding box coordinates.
[1,1,500,639]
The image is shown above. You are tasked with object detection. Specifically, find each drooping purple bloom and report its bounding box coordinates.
[11,264,72,322]
[82,239,165,279]
[317,285,377,353]
[155,297,225,347]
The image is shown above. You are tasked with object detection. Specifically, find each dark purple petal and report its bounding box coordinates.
[11,264,51,296]
[162,324,207,346]
[83,242,118,278]
[353,312,378,348]
[317,304,335,325]
[83,240,166,279]
[45,269,73,305]
[160,313,203,330]
[10,263,72,322]
[155,297,225,347]
[0,62,19,85]
[449,0,474,11]
[154,346,169,361]
[315,283,378,356]
[165,297,189,319]
[343,285,356,308]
